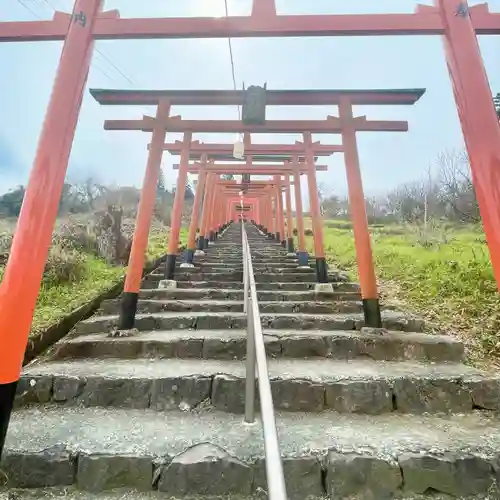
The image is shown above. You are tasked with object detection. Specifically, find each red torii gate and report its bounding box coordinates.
[178,154,328,263]
[1,0,500,458]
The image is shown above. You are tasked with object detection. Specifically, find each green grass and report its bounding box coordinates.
[29,224,172,337]
[307,223,500,365]
[32,256,125,334]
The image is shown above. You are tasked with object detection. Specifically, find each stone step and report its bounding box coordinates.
[18,357,495,415]
[138,288,361,302]
[50,328,464,363]
[143,279,350,291]
[73,310,424,335]
[98,299,365,315]
[173,280,244,289]
[5,407,500,496]
[144,272,342,284]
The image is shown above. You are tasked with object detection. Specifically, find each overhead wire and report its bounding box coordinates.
[224,0,241,123]
[14,0,152,116]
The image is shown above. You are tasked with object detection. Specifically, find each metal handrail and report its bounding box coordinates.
[241,220,288,500]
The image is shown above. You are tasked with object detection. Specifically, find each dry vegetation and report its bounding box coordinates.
[0,172,192,337]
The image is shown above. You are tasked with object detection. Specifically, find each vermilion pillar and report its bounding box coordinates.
[304,135,328,283]
[284,174,295,255]
[199,174,214,250]
[270,192,278,239]
[292,161,309,268]
[119,100,171,329]
[207,182,218,242]
[0,0,102,458]
[164,132,192,280]
[437,0,500,292]
[183,155,207,267]
[339,98,381,327]
[275,176,286,247]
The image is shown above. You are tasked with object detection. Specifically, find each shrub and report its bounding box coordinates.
[305,229,314,236]
[43,245,86,285]
[0,232,12,265]
[55,222,98,255]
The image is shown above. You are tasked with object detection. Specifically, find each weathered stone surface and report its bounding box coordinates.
[325,380,393,414]
[211,374,246,413]
[271,379,325,412]
[399,453,495,496]
[77,454,153,492]
[77,378,151,408]
[253,456,323,500]
[53,376,84,402]
[150,376,211,411]
[393,378,472,413]
[15,375,53,406]
[158,443,252,495]
[326,452,402,499]
[55,339,143,360]
[202,337,245,360]
[0,445,75,488]
[280,335,330,358]
[465,378,500,410]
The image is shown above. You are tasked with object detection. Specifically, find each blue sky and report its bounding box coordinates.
[1,0,499,201]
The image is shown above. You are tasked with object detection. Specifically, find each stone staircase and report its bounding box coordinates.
[2,222,500,499]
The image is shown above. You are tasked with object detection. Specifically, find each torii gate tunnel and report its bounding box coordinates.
[0,0,500,459]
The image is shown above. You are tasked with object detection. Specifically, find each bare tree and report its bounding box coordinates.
[436,149,479,222]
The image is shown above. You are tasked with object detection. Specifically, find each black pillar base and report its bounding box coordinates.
[204,237,210,248]
[287,238,295,254]
[281,240,286,248]
[297,251,309,267]
[185,248,195,264]
[209,231,215,242]
[276,232,281,242]
[363,298,382,328]
[118,291,139,330]
[164,254,177,280]
[316,257,328,283]
[197,237,205,250]
[0,380,18,459]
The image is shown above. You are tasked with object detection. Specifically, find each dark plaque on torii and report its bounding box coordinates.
[242,83,267,125]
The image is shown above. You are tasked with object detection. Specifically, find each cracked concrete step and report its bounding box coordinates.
[97,299,366,315]
[50,328,464,363]
[72,310,424,335]
[138,288,361,302]
[3,407,500,498]
[17,358,498,414]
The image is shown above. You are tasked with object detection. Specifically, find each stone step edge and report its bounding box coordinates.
[51,327,464,363]
[16,368,500,414]
[73,311,424,336]
[1,436,499,498]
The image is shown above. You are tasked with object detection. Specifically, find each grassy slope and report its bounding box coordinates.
[307,223,500,365]
[31,226,194,335]
[0,225,191,337]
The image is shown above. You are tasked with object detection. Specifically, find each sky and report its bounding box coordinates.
[0,0,499,203]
